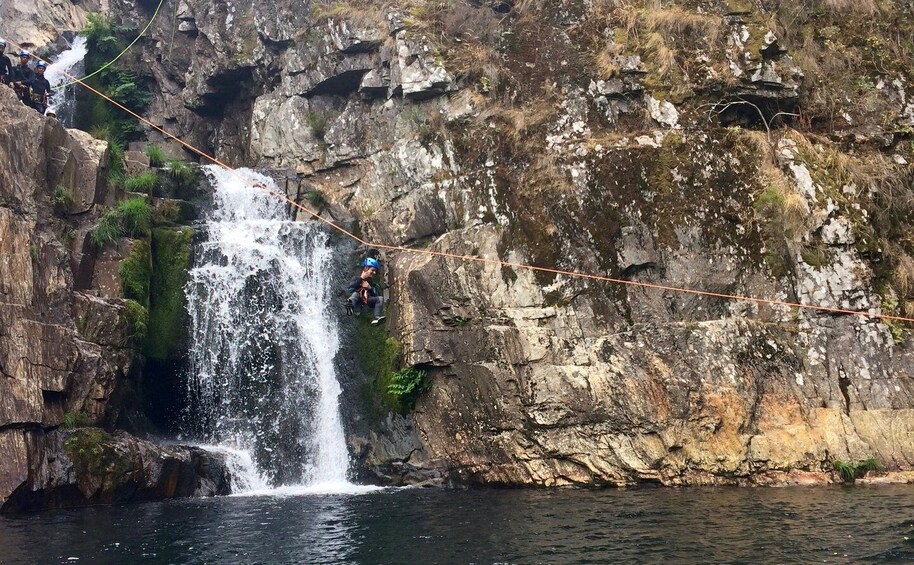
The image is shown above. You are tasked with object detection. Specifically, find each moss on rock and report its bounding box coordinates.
[355,319,404,416]
[120,239,152,308]
[146,227,194,361]
[63,429,132,482]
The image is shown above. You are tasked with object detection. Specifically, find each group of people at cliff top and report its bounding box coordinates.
[0,40,52,115]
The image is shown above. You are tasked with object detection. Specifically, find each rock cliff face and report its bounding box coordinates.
[49,0,914,487]
[0,0,105,49]
[0,85,225,511]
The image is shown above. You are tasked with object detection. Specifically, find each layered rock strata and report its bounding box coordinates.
[69,0,914,487]
[0,86,220,510]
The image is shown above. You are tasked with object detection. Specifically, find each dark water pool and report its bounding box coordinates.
[2,485,913,564]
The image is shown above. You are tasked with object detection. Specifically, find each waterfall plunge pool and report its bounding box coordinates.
[1,485,912,563]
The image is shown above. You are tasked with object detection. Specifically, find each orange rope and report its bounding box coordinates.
[13,38,914,325]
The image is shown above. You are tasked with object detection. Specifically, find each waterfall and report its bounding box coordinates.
[46,35,87,125]
[185,165,352,491]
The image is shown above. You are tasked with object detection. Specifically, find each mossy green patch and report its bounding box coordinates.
[120,239,152,307]
[146,227,193,360]
[63,428,132,480]
[123,299,149,345]
[356,319,404,416]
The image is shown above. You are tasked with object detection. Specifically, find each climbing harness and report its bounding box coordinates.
[6,36,914,326]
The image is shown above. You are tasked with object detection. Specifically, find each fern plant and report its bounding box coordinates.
[387,366,431,410]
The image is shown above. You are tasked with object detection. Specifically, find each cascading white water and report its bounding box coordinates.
[46,36,87,125]
[186,165,352,490]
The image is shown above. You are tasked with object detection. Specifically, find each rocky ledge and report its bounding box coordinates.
[2,429,230,513]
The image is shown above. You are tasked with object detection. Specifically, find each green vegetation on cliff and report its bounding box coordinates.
[121,239,152,307]
[63,429,131,481]
[77,13,150,145]
[387,366,430,410]
[146,227,193,360]
[91,198,153,247]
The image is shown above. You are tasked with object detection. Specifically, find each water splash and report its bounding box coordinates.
[46,36,87,125]
[185,166,352,491]
[198,444,270,493]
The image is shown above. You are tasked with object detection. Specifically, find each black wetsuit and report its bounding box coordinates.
[27,74,51,114]
[11,63,34,103]
[0,54,12,84]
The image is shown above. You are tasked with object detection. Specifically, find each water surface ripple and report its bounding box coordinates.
[2,486,913,564]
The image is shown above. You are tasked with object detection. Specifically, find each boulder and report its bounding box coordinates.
[1,429,231,512]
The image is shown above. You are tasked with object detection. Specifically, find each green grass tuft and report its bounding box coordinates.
[90,213,122,248]
[117,198,153,236]
[53,184,74,215]
[833,460,857,483]
[90,198,153,248]
[124,171,158,193]
[167,160,197,186]
[62,410,90,429]
[123,299,148,344]
[145,144,167,167]
[833,457,884,483]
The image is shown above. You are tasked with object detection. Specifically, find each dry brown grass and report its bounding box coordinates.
[643,6,725,45]
[594,4,726,84]
[594,42,623,78]
[517,152,574,197]
[894,254,914,298]
[742,129,809,238]
[819,0,880,14]
[309,0,388,32]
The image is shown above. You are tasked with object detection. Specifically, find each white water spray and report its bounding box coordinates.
[46,36,87,125]
[186,166,353,491]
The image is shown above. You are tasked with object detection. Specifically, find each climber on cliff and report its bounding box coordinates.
[27,61,51,115]
[345,257,385,325]
[10,51,33,104]
[0,41,13,85]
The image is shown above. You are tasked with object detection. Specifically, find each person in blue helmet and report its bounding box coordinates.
[0,41,12,85]
[27,60,51,114]
[345,257,385,325]
[11,51,34,104]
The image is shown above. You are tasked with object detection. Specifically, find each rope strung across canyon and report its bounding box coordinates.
[52,0,165,90]
[10,37,914,325]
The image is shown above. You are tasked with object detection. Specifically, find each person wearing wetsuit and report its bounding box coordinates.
[27,60,51,114]
[0,41,13,85]
[11,51,34,105]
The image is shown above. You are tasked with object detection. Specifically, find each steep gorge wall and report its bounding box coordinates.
[0,0,105,49]
[111,0,914,486]
[0,84,227,511]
